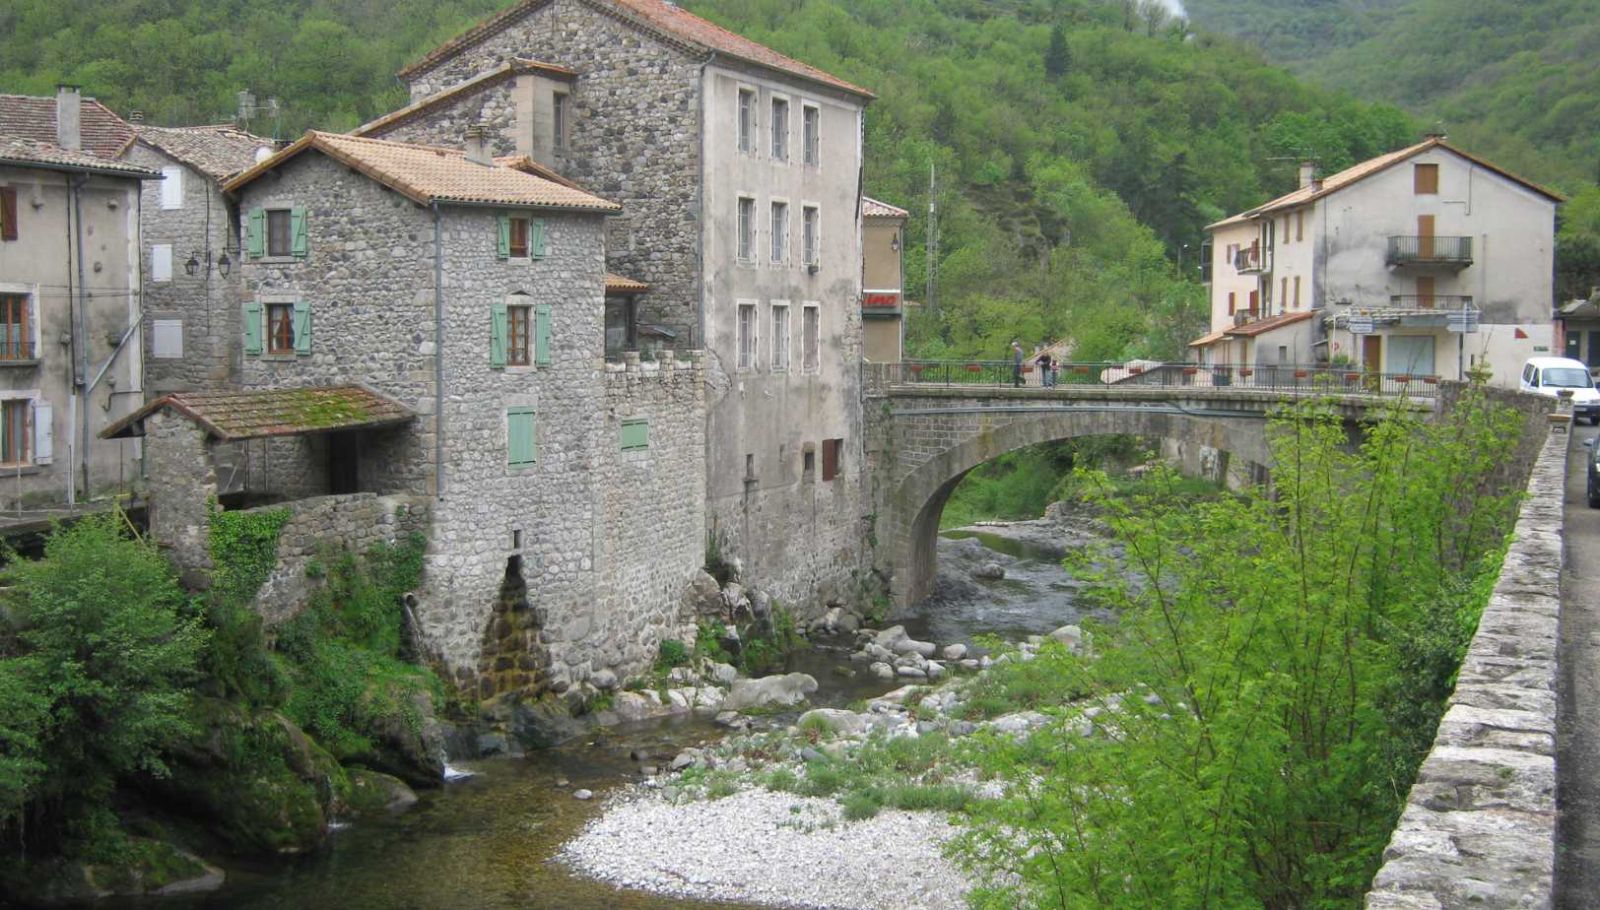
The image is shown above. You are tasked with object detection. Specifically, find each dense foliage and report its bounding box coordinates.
[953,389,1523,908]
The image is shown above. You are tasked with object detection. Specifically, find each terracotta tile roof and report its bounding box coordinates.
[132,124,275,181]
[1224,310,1314,338]
[101,385,415,442]
[494,154,587,191]
[605,272,649,293]
[398,0,872,99]
[1188,329,1228,347]
[353,59,576,139]
[0,94,134,160]
[0,136,159,178]
[863,196,909,219]
[224,131,621,212]
[1207,138,1563,231]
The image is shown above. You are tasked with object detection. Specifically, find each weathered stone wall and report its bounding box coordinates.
[124,144,240,394]
[369,81,523,158]
[1438,379,1555,497]
[1365,426,1563,908]
[144,410,217,585]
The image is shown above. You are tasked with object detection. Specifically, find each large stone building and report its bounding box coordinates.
[0,88,154,509]
[362,0,877,611]
[1193,137,1562,386]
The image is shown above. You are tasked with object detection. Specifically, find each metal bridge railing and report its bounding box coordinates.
[874,360,1443,398]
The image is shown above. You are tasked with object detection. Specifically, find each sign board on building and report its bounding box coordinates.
[862,291,901,309]
[1446,310,1479,333]
[1348,316,1374,335]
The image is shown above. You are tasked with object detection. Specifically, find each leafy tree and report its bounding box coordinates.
[1045,23,1071,78]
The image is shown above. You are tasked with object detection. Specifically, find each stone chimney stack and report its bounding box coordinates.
[1298,160,1317,190]
[464,124,492,166]
[56,85,82,151]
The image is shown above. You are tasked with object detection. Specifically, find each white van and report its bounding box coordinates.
[1521,356,1600,424]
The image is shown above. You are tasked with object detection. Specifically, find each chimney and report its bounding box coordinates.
[56,84,82,151]
[463,124,492,166]
[128,110,144,124]
[1298,160,1317,190]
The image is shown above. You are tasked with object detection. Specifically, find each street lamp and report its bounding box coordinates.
[184,249,235,279]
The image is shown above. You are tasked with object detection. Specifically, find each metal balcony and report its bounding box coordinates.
[1386,235,1473,268]
[1233,247,1270,274]
[1388,294,1474,310]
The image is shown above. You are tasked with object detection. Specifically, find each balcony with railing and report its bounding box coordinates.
[1387,294,1474,311]
[1233,243,1270,274]
[1386,235,1473,268]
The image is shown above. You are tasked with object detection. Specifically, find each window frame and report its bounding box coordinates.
[0,290,33,361]
[770,199,789,264]
[801,204,820,268]
[0,397,30,467]
[553,90,570,150]
[265,302,295,354]
[737,301,758,372]
[770,94,790,161]
[736,195,756,263]
[509,215,531,259]
[737,87,757,154]
[151,243,172,283]
[801,103,820,167]
[801,302,820,373]
[770,302,791,373]
[507,303,532,367]
[620,417,649,452]
[821,437,842,482]
[265,208,293,257]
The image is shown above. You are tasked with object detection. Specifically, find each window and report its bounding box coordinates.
[152,319,183,359]
[737,88,755,153]
[0,293,29,360]
[152,244,172,283]
[491,299,550,368]
[266,302,295,354]
[553,92,570,149]
[802,104,820,166]
[1295,209,1304,242]
[507,304,532,366]
[1,399,29,466]
[1227,291,1236,316]
[247,207,305,258]
[802,445,815,482]
[267,209,293,257]
[737,302,757,371]
[770,201,789,262]
[771,304,791,372]
[745,453,756,481]
[1279,278,1287,313]
[509,217,530,258]
[0,186,17,241]
[160,166,184,209]
[770,97,789,160]
[620,418,649,451]
[507,407,537,468]
[498,214,544,260]
[821,437,842,482]
[1414,163,1439,195]
[802,304,819,372]
[737,196,755,262]
[1293,275,1301,308]
[802,205,819,267]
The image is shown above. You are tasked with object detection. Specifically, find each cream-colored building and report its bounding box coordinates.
[862,196,908,363]
[1193,138,1562,386]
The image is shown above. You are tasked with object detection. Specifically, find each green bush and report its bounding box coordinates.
[656,638,690,670]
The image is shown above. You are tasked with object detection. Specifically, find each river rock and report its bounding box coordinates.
[897,665,928,678]
[359,686,447,787]
[682,570,724,616]
[865,642,895,662]
[722,673,819,712]
[694,686,725,712]
[870,661,894,680]
[941,643,969,661]
[573,789,594,801]
[872,625,910,650]
[670,751,699,772]
[591,669,619,691]
[892,637,937,657]
[344,768,420,816]
[714,711,750,729]
[926,661,947,680]
[38,838,227,901]
[798,708,870,737]
[666,688,694,711]
[707,661,740,686]
[723,582,751,618]
[493,694,588,748]
[611,691,663,723]
[750,589,772,620]
[990,711,1050,738]
[973,562,1006,580]
[1048,624,1087,655]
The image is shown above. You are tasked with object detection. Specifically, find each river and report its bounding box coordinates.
[147,525,1090,910]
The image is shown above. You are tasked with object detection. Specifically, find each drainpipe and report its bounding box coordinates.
[62,175,75,506]
[432,201,445,501]
[695,50,717,351]
[72,174,91,503]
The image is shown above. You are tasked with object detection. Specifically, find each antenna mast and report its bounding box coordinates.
[926,163,939,318]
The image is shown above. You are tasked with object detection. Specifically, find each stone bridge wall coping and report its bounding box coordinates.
[1365,427,1564,909]
[872,382,1435,412]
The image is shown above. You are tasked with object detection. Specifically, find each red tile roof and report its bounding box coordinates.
[224,131,621,212]
[398,0,872,99]
[605,272,649,293]
[133,124,275,181]
[863,196,909,218]
[0,136,159,179]
[101,385,415,442]
[1223,310,1314,338]
[0,93,134,160]
[353,59,576,139]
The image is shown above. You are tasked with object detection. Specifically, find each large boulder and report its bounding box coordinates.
[355,684,447,788]
[797,708,870,737]
[342,768,419,816]
[681,570,725,617]
[486,693,587,749]
[722,673,819,712]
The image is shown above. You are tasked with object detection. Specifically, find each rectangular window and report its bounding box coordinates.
[1295,209,1304,242]
[1,399,29,466]
[737,196,755,262]
[152,244,172,282]
[802,205,819,267]
[737,88,755,153]
[620,418,649,451]
[160,166,184,209]
[266,302,295,354]
[507,407,537,468]
[1414,163,1439,195]
[1279,277,1287,311]
[770,201,789,262]
[266,208,293,257]
[771,304,791,372]
[509,216,530,258]
[553,91,569,149]
[737,302,757,371]
[802,304,819,373]
[821,437,842,482]
[0,294,29,360]
[770,97,789,160]
[1227,291,1236,316]
[507,304,532,366]
[802,104,820,166]
[802,445,815,482]
[1293,275,1301,308]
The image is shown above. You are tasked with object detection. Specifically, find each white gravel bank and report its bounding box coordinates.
[559,788,972,909]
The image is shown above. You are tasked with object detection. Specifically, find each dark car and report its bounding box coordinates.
[1589,437,1600,508]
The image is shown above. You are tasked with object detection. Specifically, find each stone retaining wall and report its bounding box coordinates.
[1365,426,1564,908]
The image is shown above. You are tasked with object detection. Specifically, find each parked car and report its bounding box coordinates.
[1521,356,1600,424]
[1589,437,1600,508]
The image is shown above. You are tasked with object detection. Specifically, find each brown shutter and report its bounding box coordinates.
[1227,292,1236,315]
[0,187,17,241]
[822,439,839,481]
[1414,164,1439,194]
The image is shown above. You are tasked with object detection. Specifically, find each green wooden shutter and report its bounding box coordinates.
[290,208,308,258]
[246,208,265,258]
[531,219,547,259]
[620,418,649,451]
[243,300,263,354]
[507,408,536,467]
[490,303,508,369]
[292,301,312,354]
[534,304,552,366]
[496,214,510,259]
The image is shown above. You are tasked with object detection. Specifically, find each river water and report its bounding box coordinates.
[151,527,1089,910]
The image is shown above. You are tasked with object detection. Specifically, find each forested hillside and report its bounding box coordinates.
[0,0,1417,358]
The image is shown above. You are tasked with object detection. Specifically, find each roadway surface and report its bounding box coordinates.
[1558,422,1600,909]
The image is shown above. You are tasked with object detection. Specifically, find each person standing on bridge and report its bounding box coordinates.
[1011,340,1025,388]
[1035,348,1056,388]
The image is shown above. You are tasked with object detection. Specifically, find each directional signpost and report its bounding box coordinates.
[1348,316,1374,335]
[1447,307,1479,333]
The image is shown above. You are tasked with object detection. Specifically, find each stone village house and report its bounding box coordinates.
[106,130,707,695]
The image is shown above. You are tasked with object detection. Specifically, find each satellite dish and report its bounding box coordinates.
[255,147,273,163]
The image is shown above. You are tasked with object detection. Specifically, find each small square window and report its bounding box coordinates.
[620,418,649,451]
[266,209,292,257]
[266,302,295,354]
[745,452,756,481]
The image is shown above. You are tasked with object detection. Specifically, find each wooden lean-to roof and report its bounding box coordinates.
[101,385,415,442]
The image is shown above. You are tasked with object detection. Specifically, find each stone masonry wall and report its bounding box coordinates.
[144,409,217,586]
[370,81,522,158]
[1365,427,1563,908]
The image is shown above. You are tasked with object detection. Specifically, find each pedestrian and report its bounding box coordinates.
[1035,349,1055,388]
[1011,340,1024,388]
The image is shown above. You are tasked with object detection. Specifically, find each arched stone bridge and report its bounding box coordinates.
[861,363,1436,607]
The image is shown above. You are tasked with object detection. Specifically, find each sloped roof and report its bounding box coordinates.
[398,0,872,99]
[1207,137,1564,231]
[0,93,134,160]
[1224,310,1314,338]
[101,385,415,441]
[605,272,649,293]
[494,154,588,191]
[133,124,275,181]
[863,196,909,219]
[1188,329,1228,348]
[353,59,576,139]
[224,131,620,212]
[0,136,159,179]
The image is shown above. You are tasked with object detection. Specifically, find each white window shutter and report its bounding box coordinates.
[152,244,172,282]
[160,166,183,210]
[32,400,51,465]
